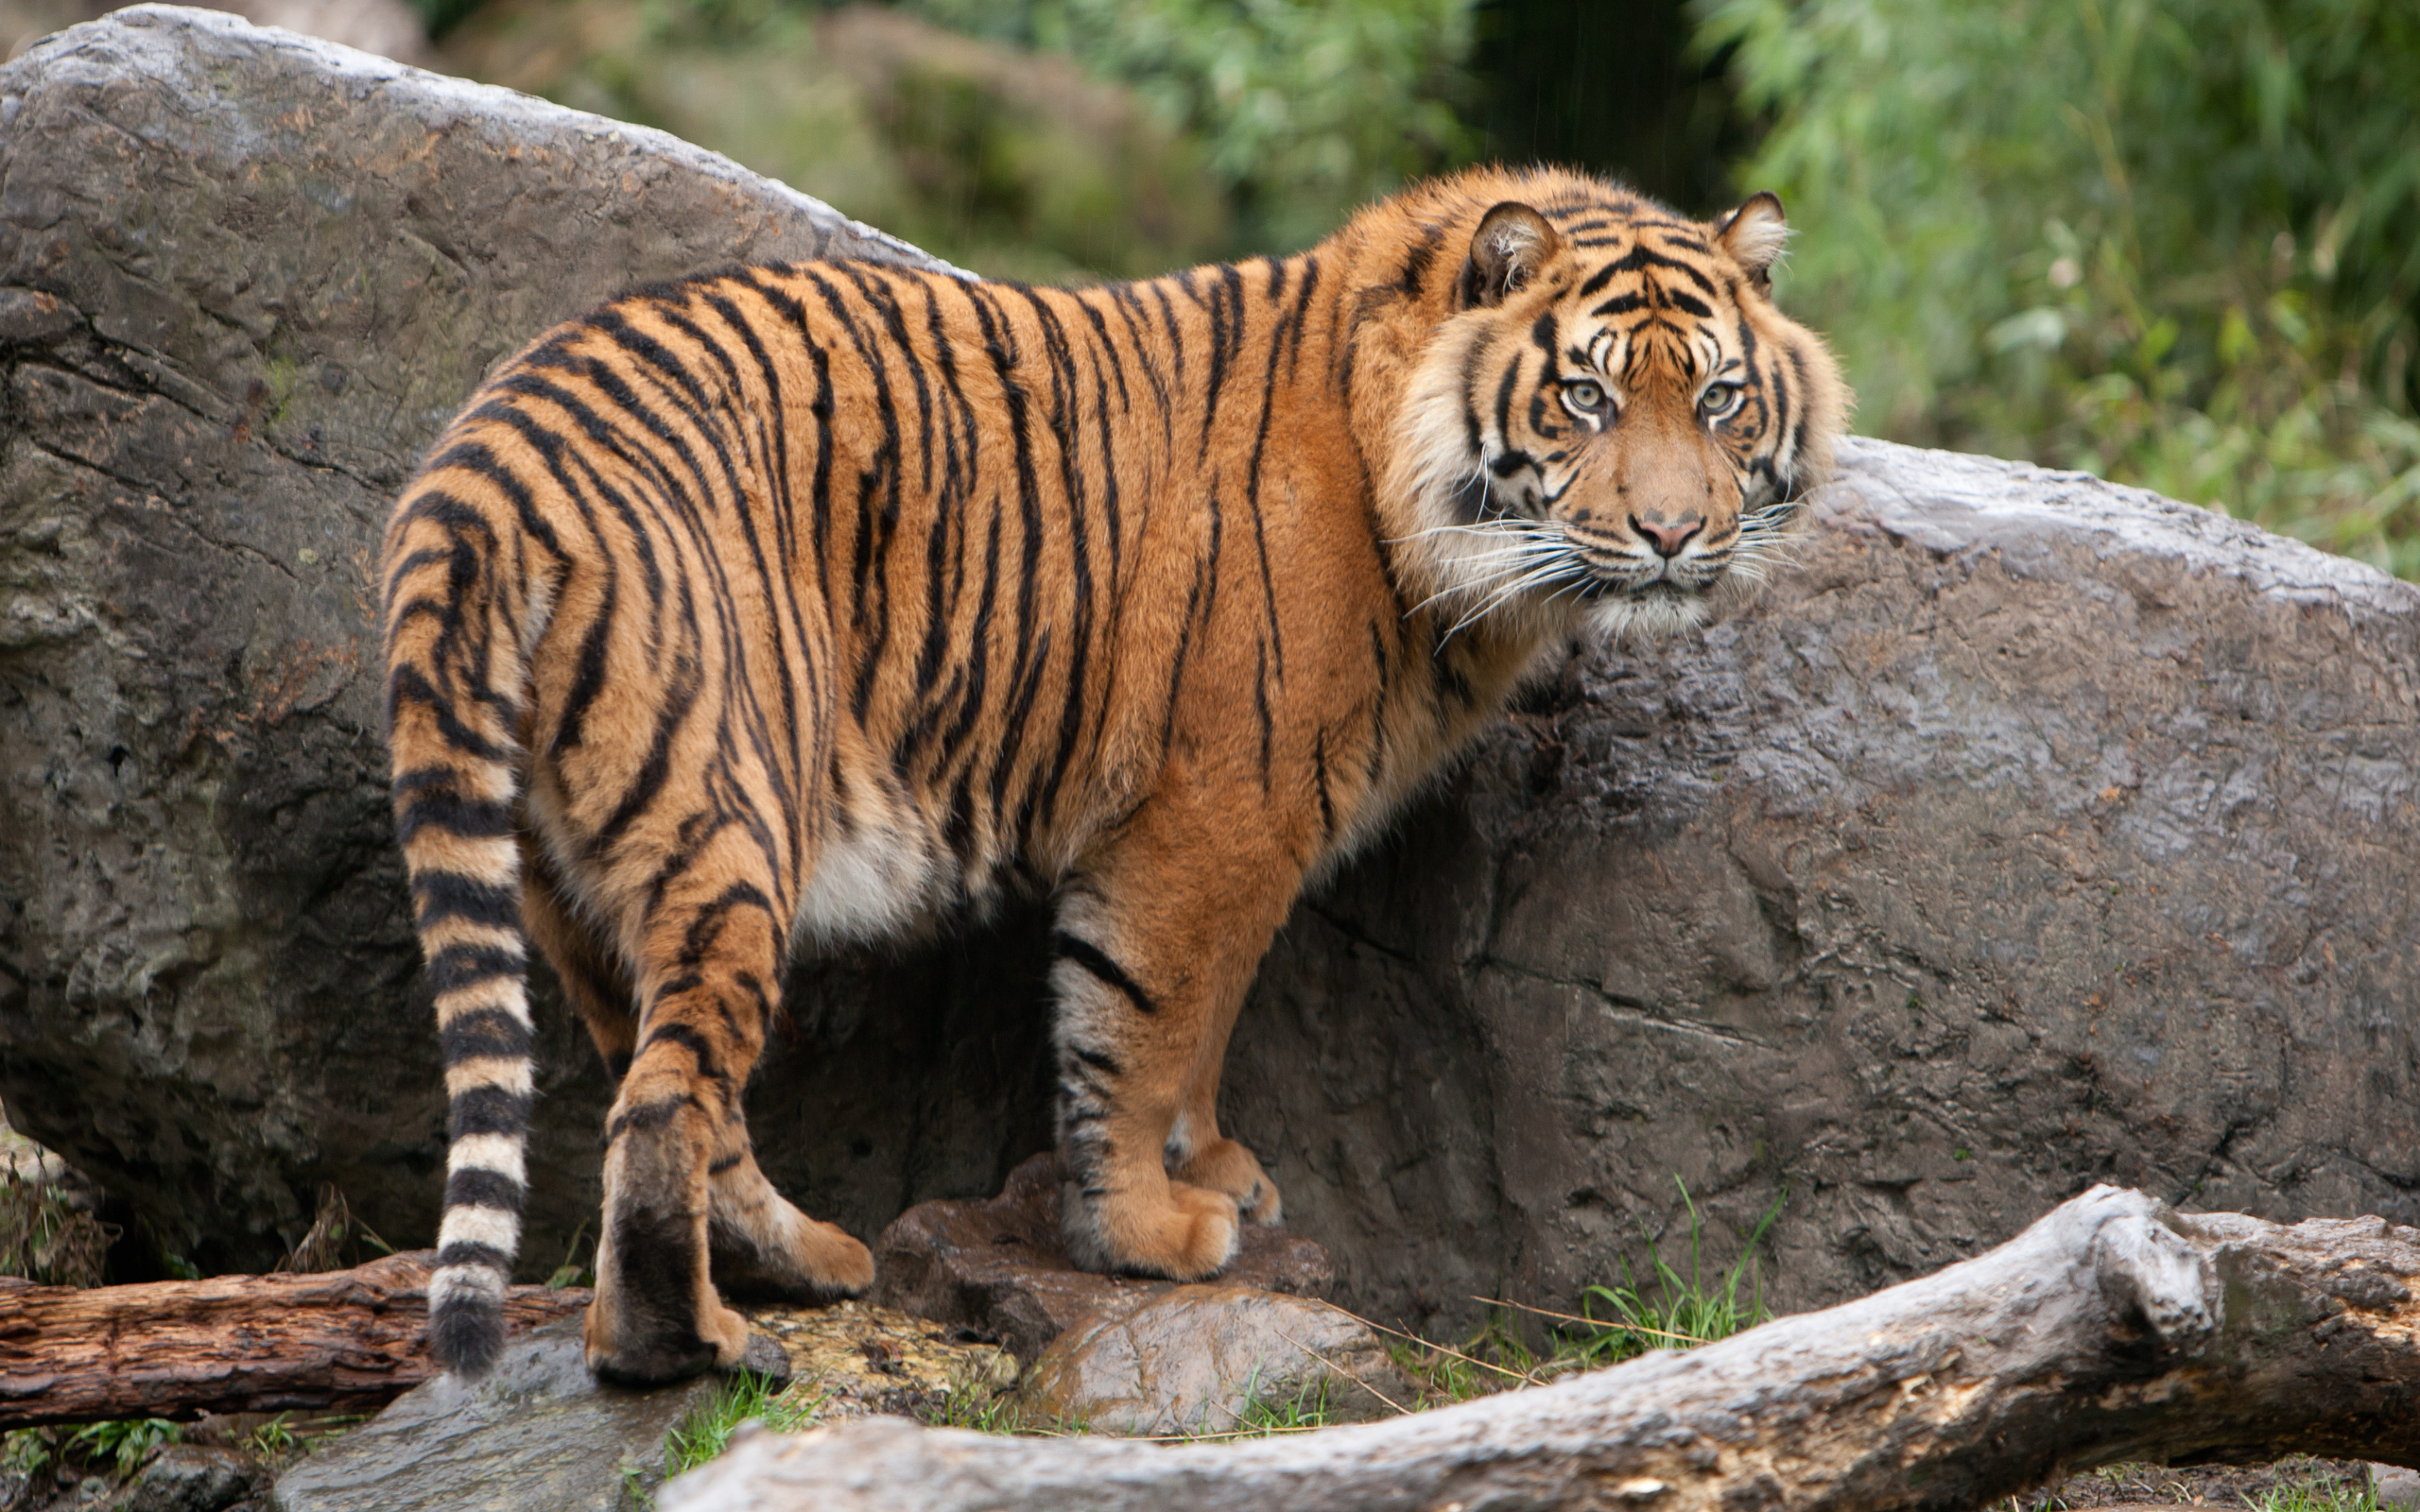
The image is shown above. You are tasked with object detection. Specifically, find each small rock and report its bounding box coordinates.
[112,1445,263,1512]
[1013,1284,1415,1437]
[2372,1465,2420,1511]
[270,1318,723,1512]
[875,1153,1336,1363]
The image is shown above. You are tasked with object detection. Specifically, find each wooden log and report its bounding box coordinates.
[662,1187,2420,1512]
[0,1251,589,1429]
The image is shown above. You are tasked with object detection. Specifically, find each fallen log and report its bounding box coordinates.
[0,1251,589,1429]
[663,1187,2420,1512]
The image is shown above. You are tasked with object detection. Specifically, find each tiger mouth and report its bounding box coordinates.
[1576,576,1699,601]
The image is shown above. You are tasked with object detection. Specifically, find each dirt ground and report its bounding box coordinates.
[2011,1457,2376,1511]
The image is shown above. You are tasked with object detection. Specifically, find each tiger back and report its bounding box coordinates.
[379,165,1848,1382]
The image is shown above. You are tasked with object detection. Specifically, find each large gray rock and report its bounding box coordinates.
[3,7,2414,1342]
[1238,445,2420,1328]
[0,5,946,1272]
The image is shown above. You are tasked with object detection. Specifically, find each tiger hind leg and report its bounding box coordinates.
[525,848,861,1299]
[581,841,871,1384]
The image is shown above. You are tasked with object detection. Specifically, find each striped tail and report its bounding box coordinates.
[382,468,545,1379]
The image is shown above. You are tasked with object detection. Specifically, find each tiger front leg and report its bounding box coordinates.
[1165,1046,1283,1226]
[706,1129,874,1304]
[1050,819,1299,1280]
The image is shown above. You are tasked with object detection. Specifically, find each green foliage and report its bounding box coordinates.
[1230,1375,1332,1436]
[236,1411,365,1470]
[899,0,1480,250]
[2,1428,50,1479]
[665,1370,829,1476]
[64,1418,180,1480]
[245,1414,298,1463]
[440,0,1230,281]
[1382,1179,1780,1402]
[2250,1463,2381,1512]
[1385,1308,1561,1403]
[1569,1179,1778,1366]
[1697,0,2420,578]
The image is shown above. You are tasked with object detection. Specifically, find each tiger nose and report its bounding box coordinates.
[1631,511,1705,558]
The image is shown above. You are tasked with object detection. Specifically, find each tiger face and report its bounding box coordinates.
[1392,190,1847,643]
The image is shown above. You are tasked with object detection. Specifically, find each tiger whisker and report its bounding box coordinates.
[1405,537,1577,616]
[1443,555,1593,640]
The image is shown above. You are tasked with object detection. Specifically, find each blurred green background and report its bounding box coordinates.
[20,0,2413,576]
[410,0,2414,579]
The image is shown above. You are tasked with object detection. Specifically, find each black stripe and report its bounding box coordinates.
[394,787,512,844]
[386,665,512,765]
[643,1021,725,1084]
[1053,931,1158,1015]
[594,646,704,850]
[1400,222,1444,297]
[448,1085,532,1140]
[441,1004,532,1065]
[444,1166,525,1211]
[437,1240,512,1272]
[607,1093,700,1143]
[1313,728,1335,839]
[412,871,518,931]
[428,945,524,998]
[1253,641,1274,790]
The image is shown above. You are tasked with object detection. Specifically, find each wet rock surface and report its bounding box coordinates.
[268,1318,718,1512]
[267,1302,1013,1512]
[3,7,2416,1348]
[1013,1284,1412,1436]
[875,1153,1337,1363]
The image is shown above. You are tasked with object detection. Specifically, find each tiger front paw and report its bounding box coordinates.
[1063,1177,1240,1281]
[710,1205,875,1304]
[1173,1137,1283,1225]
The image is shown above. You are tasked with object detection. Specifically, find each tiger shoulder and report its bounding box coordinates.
[378,164,1849,1383]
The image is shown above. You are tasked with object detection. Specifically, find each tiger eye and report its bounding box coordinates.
[1565,379,1604,410]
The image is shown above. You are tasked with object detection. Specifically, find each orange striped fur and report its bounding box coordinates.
[380,166,1849,1382]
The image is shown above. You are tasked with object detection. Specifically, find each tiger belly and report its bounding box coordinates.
[789,804,958,947]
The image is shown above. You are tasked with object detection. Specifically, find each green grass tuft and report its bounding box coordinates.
[2250,1467,2380,1512]
[1384,1178,1783,1401]
[665,1370,832,1477]
[1567,1178,1781,1367]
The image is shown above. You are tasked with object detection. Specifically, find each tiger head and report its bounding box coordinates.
[1387,179,1850,643]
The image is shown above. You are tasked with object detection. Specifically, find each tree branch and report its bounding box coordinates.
[662,1187,2420,1512]
[0,1251,589,1429]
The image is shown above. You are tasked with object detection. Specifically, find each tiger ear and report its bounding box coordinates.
[1717,191,1789,287]
[1458,202,1562,309]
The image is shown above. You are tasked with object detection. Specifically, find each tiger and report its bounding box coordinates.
[379,164,1849,1383]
